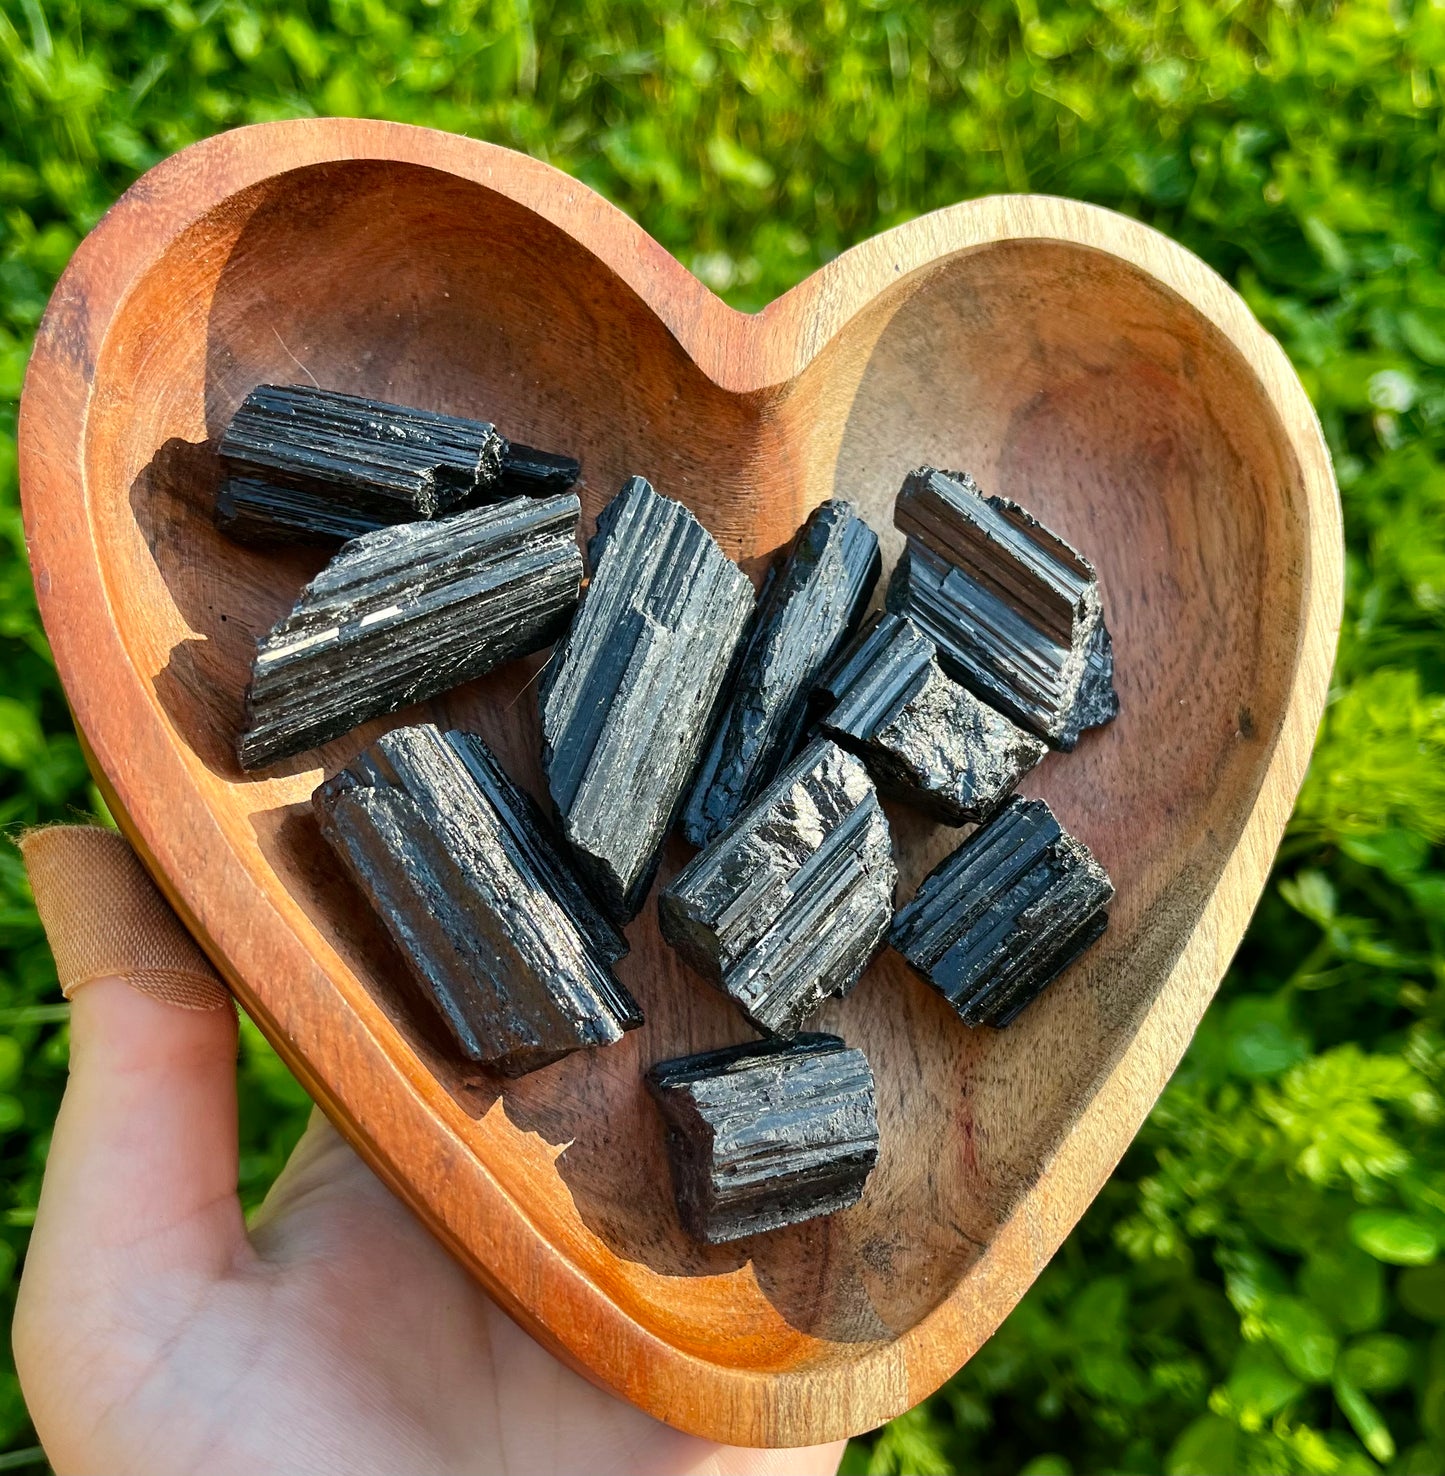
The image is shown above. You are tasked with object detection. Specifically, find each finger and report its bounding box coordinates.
[17,827,247,1279]
[39,977,246,1273]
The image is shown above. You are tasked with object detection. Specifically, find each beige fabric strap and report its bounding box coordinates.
[18,825,231,1011]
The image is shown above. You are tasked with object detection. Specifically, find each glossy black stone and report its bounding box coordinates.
[887,468,1120,750]
[814,611,1045,824]
[539,476,755,922]
[498,442,582,498]
[315,723,639,1076]
[216,383,506,544]
[240,494,582,769]
[646,1032,879,1244]
[660,738,896,1037]
[682,499,880,847]
[889,795,1114,1028]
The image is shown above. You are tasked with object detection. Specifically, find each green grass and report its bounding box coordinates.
[3,1,1445,1471]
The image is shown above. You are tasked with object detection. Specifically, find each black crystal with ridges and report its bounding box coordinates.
[887,468,1119,749]
[889,795,1113,1028]
[646,1032,879,1244]
[315,723,638,1076]
[216,383,506,544]
[660,738,896,1037]
[215,474,406,545]
[815,611,1045,824]
[498,442,582,498]
[682,499,880,847]
[240,494,581,769]
[539,476,755,922]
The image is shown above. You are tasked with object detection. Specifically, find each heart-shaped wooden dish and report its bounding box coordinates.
[19,118,1340,1446]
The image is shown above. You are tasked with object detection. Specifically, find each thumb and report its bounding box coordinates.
[16,827,246,1283]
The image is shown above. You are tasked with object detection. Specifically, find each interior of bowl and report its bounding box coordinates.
[83,158,1306,1363]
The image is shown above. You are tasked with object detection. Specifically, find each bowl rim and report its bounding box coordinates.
[18,117,1343,1446]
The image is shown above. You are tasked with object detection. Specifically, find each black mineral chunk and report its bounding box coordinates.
[216,383,506,544]
[646,1032,879,1243]
[815,611,1045,824]
[889,795,1114,1028]
[887,468,1120,750]
[315,723,639,1076]
[539,476,755,922]
[240,494,582,769]
[660,738,896,1037]
[682,499,880,847]
[498,442,582,498]
[216,474,400,546]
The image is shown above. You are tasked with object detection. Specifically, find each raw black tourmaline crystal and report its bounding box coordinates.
[498,442,582,498]
[240,494,582,769]
[215,474,394,546]
[539,476,755,922]
[681,499,880,847]
[890,795,1114,1028]
[216,383,507,544]
[814,611,1046,825]
[315,723,639,1076]
[646,1032,879,1243]
[659,738,896,1037]
[888,468,1120,750]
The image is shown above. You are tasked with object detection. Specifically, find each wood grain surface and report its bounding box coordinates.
[17,118,1341,1447]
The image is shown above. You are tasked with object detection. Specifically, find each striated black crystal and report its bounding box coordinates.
[815,611,1046,825]
[887,468,1120,750]
[498,442,582,498]
[241,494,582,769]
[315,722,639,1076]
[216,383,506,544]
[889,795,1114,1028]
[646,1032,879,1243]
[682,499,880,847]
[660,738,896,1037]
[216,474,398,545]
[539,476,755,922]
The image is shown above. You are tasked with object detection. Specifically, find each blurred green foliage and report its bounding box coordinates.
[1,0,1444,1471]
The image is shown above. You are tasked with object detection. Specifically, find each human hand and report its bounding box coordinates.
[14,827,847,1476]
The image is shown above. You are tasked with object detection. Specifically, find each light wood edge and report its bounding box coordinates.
[18,118,1342,1446]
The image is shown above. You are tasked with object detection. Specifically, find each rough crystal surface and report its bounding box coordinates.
[682,499,880,847]
[889,795,1114,1028]
[215,474,399,546]
[815,611,1045,824]
[315,723,639,1076]
[539,476,755,921]
[498,442,582,498]
[660,737,896,1037]
[216,383,505,544]
[887,467,1120,749]
[646,1032,879,1244]
[241,494,581,769]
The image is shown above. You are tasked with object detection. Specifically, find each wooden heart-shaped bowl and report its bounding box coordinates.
[19,118,1340,1446]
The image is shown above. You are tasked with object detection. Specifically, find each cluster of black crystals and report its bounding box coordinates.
[646,1034,879,1244]
[217,383,580,545]
[214,373,1120,1247]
